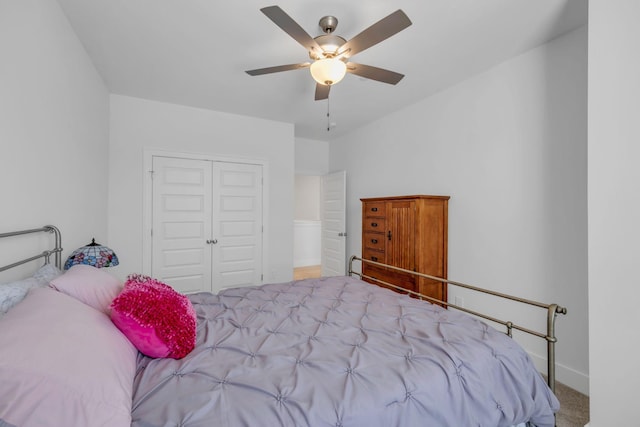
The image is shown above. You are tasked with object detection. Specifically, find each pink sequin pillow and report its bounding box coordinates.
[109,274,197,359]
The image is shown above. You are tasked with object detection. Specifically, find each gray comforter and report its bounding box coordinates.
[131,276,559,427]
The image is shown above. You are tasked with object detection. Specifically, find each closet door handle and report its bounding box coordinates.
[206,239,218,245]
[387,230,392,241]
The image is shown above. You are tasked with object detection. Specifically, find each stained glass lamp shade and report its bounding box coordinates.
[64,238,119,270]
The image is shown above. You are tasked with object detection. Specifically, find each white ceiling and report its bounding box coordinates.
[56,0,587,142]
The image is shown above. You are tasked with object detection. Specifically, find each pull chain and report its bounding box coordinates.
[326,96,331,132]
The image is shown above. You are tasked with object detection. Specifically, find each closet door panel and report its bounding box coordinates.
[151,156,213,294]
[211,162,263,292]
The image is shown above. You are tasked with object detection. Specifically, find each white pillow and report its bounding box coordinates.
[0,264,62,318]
[32,263,63,283]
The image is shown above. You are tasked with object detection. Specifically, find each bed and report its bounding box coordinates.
[0,226,565,427]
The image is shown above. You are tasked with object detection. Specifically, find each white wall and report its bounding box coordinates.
[295,175,321,220]
[587,1,640,424]
[107,95,295,283]
[0,0,109,280]
[293,220,321,267]
[294,138,330,175]
[330,27,588,393]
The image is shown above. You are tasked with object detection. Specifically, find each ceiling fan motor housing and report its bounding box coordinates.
[311,34,347,59]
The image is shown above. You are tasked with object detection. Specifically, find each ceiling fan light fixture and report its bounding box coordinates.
[310,58,346,86]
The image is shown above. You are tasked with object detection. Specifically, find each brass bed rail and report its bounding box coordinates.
[0,225,62,272]
[348,255,567,394]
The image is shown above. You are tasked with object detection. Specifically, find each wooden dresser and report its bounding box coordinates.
[361,195,449,302]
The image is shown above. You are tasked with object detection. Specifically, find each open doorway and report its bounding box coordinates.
[293,175,322,280]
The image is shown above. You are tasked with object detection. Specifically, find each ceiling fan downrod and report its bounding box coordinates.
[312,16,346,60]
[319,15,338,34]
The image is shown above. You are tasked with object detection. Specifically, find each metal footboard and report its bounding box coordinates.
[0,225,62,272]
[348,255,567,394]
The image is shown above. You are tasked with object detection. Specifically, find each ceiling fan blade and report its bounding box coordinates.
[245,63,310,76]
[315,83,330,101]
[339,10,412,58]
[260,6,323,53]
[346,62,404,85]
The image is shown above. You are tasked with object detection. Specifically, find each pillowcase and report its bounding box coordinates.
[31,263,63,283]
[49,264,122,314]
[0,287,137,427]
[0,264,62,318]
[0,285,29,318]
[110,274,196,359]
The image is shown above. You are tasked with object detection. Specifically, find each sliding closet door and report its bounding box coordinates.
[151,156,213,293]
[211,162,263,293]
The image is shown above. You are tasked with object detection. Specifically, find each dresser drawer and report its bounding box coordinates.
[363,217,385,232]
[362,263,416,294]
[362,248,384,263]
[363,202,386,218]
[363,232,385,251]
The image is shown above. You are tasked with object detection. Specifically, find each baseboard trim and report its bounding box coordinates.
[529,352,589,395]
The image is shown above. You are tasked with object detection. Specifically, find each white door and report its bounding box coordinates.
[150,156,263,294]
[151,156,212,293]
[211,162,263,293]
[321,171,347,276]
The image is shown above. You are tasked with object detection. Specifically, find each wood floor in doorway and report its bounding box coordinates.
[294,265,321,280]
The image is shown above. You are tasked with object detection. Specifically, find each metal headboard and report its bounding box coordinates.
[0,225,63,272]
[348,255,567,394]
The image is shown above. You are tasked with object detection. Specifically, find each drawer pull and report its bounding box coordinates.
[371,207,378,212]
[371,222,378,227]
[371,239,378,244]
[371,256,378,262]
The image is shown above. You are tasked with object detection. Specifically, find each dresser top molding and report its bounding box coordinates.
[360,195,450,202]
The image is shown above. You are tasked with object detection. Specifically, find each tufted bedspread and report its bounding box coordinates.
[131,276,559,427]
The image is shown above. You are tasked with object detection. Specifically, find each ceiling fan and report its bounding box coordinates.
[245,6,412,101]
